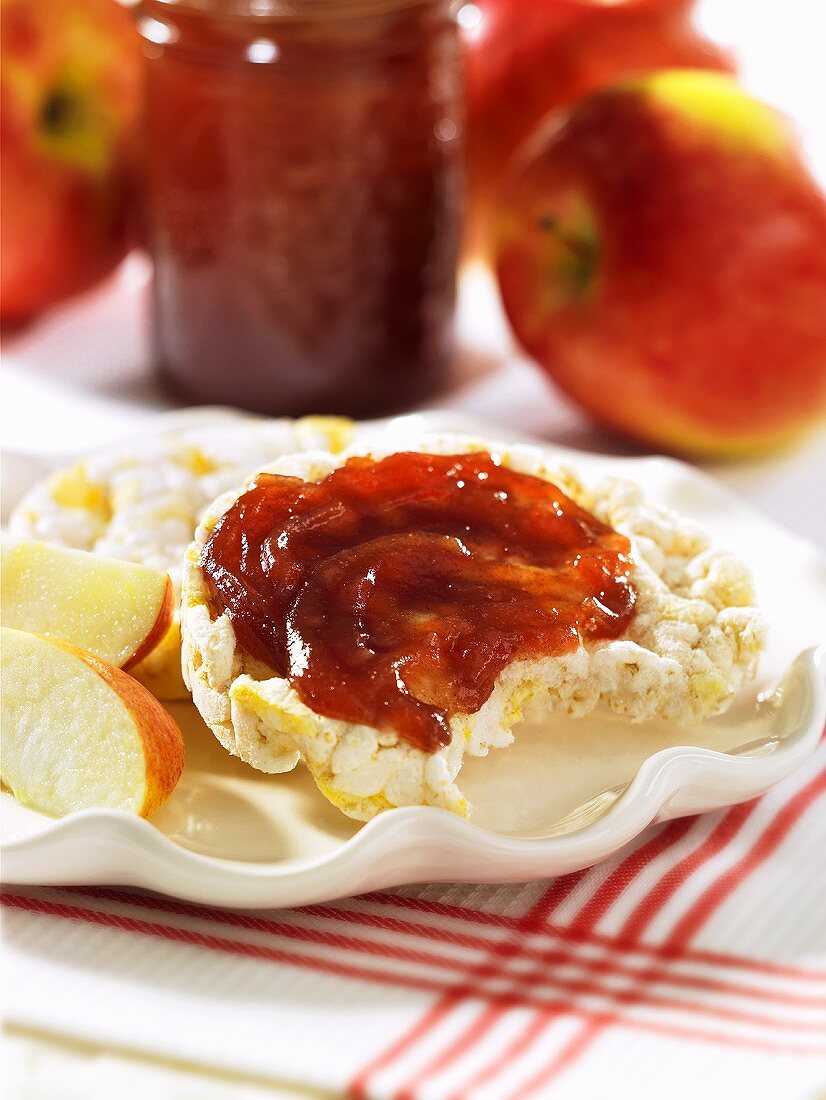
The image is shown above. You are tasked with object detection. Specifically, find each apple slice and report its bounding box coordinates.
[1,536,174,671]
[1,628,184,817]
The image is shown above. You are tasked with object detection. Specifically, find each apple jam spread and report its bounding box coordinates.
[140,0,462,417]
[201,452,637,753]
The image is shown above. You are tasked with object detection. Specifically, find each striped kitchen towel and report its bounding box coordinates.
[3,737,825,1100]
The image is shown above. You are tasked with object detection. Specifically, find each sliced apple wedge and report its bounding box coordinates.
[1,628,184,817]
[1,536,174,671]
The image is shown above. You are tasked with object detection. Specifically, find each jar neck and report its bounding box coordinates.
[140,0,460,65]
[144,0,451,20]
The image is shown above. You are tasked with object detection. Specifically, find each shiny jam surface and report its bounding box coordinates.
[202,452,637,752]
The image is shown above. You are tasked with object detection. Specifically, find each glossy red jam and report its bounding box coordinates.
[202,452,637,752]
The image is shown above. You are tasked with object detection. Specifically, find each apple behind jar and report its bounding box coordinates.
[0,0,142,322]
[495,70,826,457]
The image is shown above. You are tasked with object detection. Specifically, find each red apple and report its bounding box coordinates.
[495,70,826,457]
[0,0,142,322]
[463,0,733,258]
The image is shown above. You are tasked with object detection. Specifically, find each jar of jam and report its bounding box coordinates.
[139,0,463,416]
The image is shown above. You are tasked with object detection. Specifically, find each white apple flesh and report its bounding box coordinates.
[1,536,175,671]
[1,628,184,817]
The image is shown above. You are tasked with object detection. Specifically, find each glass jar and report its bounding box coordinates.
[139,0,463,417]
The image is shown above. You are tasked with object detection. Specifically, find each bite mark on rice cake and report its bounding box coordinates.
[201,451,638,754]
[181,434,767,821]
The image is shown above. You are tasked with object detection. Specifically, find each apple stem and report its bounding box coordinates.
[539,216,599,297]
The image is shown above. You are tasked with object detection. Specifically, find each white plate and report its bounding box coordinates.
[2,411,825,908]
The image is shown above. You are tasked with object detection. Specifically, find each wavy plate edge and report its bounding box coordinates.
[2,410,825,907]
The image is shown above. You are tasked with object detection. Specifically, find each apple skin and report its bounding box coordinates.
[495,70,826,457]
[0,0,142,323]
[68,637,185,817]
[463,0,733,258]
[123,576,176,672]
